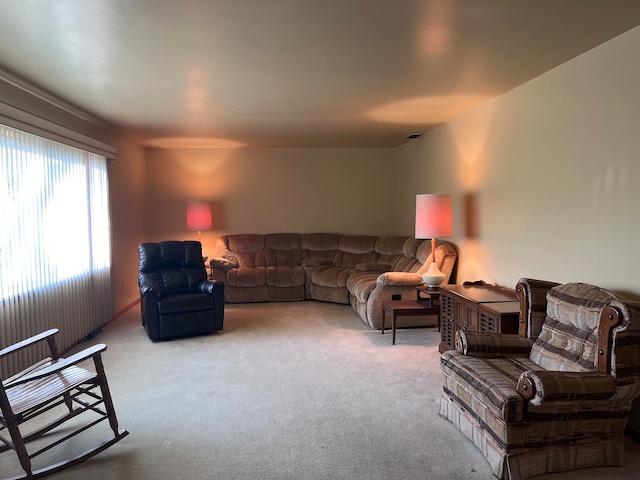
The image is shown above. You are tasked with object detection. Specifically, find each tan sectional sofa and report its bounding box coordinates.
[210,233,457,329]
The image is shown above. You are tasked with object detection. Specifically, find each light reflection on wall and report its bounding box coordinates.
[368,94,493,127]
[417,0,453,57]
[144,144,242,248]
[447,104,495,283]
[143,137,245,149]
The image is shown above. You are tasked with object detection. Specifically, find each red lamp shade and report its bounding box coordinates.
[415,194,452,287]
[415,194,452,239]
[186,201,213,232]
[187,201,213,248]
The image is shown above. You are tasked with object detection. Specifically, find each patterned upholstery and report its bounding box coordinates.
[440,279,640,480]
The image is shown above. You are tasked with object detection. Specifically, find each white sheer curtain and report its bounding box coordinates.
[0,123,113,377]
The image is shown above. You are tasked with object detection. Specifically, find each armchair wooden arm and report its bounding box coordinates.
[516,278,561,339]
[516,370,616,406]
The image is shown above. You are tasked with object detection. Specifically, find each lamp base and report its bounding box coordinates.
[422,261,445,287]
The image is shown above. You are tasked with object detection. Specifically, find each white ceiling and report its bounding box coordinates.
[0,1,639,148]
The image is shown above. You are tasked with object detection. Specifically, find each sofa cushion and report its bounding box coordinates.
[158,293,214,314]
[311,265,351,288]
[265,233,301,250]
[226,266,266,287]
[266,265,305,287]
[227,233,264,252]
[265,247,303,267]
[301,233,342,266]
[346,272,379,303]
[335,251,372,269]
[301,233,342,251]
[373,236,407,255]
[338,235,377,254]
[235,250,265,268]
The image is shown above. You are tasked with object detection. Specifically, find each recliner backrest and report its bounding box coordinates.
[138,241,207,299]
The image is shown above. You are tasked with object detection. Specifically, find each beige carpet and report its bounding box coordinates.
[2,301,639,480]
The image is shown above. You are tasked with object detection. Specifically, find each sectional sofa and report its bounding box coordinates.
[210,233,457,329]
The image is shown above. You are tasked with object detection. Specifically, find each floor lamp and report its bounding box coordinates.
[186,201,213,253]
[415,194,453,287]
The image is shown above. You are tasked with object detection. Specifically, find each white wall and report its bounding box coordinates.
[396,26,640,296]
[145,147,397,257]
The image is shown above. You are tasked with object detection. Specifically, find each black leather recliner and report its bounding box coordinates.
[138,240,224,340]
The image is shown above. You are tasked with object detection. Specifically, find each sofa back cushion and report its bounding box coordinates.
[225,234,265,267]
[265,233,301,250]
[301,233,342,265]
[370,236,408,270]
[529,283,618,372]
[265,248,303,267]
[334,235,376,268]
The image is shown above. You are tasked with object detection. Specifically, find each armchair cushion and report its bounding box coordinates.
[441,350,538,424]
[158,293,214,314]
[529,282,617,372]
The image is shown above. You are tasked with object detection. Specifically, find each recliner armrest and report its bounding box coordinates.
[516,370,616,406]
[455,330,532,358]
[197,280,225,294]
[376,271,422,287]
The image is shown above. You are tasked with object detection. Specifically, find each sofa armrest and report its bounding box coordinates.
[376,271,422,287]
[354,262,391,272]
[516,370,616,407]
[455,330,532,358]
[210,256,237,270]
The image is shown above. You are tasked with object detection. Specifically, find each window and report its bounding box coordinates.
[0,123,113,374]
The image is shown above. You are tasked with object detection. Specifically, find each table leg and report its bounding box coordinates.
[381,309,386,334]
[392,312,397,345]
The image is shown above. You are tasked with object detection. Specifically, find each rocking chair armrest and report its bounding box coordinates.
[0,328,59,359]
[516,370,616,407]
[455,330,532,358]
[5,344,107,387]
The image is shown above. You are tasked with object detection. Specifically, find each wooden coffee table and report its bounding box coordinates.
[381,286,440,345]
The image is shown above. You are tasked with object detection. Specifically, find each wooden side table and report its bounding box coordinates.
[381,286,440,345]
[439,284,519,353]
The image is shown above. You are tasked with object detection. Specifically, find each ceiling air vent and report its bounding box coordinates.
[405,134,421,139]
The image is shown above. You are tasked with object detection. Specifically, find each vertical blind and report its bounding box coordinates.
[0,123,113,377]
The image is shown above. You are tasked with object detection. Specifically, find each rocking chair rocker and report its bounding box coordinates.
[0,329,129,479]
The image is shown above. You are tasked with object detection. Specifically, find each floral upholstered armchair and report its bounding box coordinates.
[440,278,640,479]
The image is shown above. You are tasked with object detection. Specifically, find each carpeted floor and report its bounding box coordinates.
[2,301,639,479]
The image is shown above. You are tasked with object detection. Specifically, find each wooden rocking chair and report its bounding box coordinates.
[0,329,129,479]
